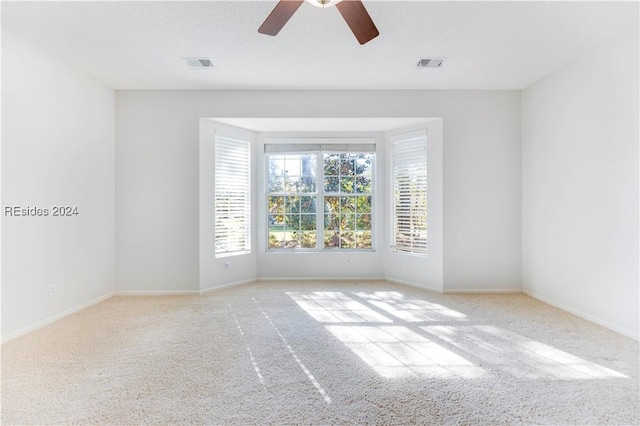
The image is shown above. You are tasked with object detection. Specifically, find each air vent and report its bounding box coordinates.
[417,58,444,68]
[185,58,214,69]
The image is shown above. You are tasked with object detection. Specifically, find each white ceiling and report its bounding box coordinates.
[2,1,638,90]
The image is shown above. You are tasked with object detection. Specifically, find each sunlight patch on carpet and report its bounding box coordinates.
[287,289,628,382]
[353,291,467,322]
[287,291,392,323]
[287,290,482,379]
[422,325,628,380]
[326,325,485,379]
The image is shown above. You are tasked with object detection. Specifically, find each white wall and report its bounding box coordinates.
[441,92,522,292]
[115,90,521,293]
[1,29,115,340]
[522,25,639,339]
[115,92,200,292]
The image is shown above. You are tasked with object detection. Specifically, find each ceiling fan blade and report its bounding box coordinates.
[258,0,305,36]
[336,0,379,45]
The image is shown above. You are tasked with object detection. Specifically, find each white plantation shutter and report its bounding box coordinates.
[215,136,251,257]
[392,131,427,255]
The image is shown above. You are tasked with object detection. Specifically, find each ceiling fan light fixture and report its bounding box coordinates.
[306,0,343,8]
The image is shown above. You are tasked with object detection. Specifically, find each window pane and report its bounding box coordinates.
[340,154,355,176]
[286,196,300,213]
[301,231,317,248]
[324,154,340,176]
[300,196,315,214]
[340,231,355,248]
[355,176,372,193]
[340,196,356,213]
[268,231,285,249]
[324,230,339,249]
[356,154,372,176]
[340,177,355,193]
[356,214,371,230]
[268,196,285,214]
[356,196,371,213]
[341,214,355,231]
[300,214,316,231]
[324,177,339,193]
[356,231,372,249]
[285,214,301,230]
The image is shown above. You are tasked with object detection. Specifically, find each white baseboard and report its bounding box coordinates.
[386,278,443,293]
[444,288,522,294]
[200,279,256,294]
[114,280,257,296]
[2,292,114,344]
[523,289,639,341]
[256,276,386,283]
[114,290,199,296]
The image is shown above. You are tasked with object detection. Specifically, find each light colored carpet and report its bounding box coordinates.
[2,280,638,425]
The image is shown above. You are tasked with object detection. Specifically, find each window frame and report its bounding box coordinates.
[264,139,376,253]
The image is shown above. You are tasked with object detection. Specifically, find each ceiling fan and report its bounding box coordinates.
[258,0,379,45]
